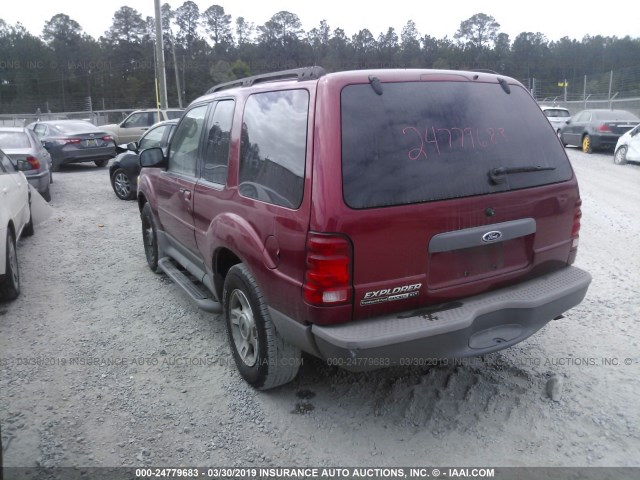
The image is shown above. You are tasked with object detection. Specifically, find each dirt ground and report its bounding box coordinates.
[1,148,639,473]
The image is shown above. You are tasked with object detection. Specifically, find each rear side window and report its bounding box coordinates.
[203,100,234,185]
[239,90,308,209]
[341,81,573,209]
[124,112,156,128]
[139,125,167,150]
[166,110,184,120]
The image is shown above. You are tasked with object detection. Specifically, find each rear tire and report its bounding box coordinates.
[23,205,34,237]
[0,230,20,301]
[582,134,592,154]
[42,185,51,202]
[95,159,108,168]
[112,168,135,200]
[223,264,301,390]
[614,145,628,165]
[141,203,159,272]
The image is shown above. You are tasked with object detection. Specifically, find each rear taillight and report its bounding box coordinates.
[303,233,352,306]
[101,135,113,142]
[26,155,40,170]
[53,138,81,145]
[568,198,582,264]
[596,124,612,132]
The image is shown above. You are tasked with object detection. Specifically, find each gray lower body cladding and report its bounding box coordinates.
[271,266,592,372]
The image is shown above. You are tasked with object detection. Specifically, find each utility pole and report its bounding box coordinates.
[154,0,168,109]
[170,33,183,108]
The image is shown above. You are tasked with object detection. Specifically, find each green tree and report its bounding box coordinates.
[103,7,146,44]
[400,20,421,67]
[175,1,201,50]
[235,17,254,45]
[377,27,399,66]
[352,29,376,66]
[203,5,233,46]
[454,13,500,49]
[258,11,304,46]
[512,32,549,80]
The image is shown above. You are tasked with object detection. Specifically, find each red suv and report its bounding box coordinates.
[137,67,591,390]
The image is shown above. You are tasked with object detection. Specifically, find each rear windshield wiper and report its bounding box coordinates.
[489,165,556,184]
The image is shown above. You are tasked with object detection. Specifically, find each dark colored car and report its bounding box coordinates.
[559,109,640,153]
[137,67,591,390]
[109,119,178,200]
[0,127,52,201]
[27,120,116,171]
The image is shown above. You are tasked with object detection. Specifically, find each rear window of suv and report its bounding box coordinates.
[341,81,573,209]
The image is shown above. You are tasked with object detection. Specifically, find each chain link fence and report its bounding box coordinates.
[530,66,640,116]
[0,109,137,128]
[3,66,640,125]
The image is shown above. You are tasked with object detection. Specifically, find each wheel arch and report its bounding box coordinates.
[137,192,148,212]
[212,247,242,302]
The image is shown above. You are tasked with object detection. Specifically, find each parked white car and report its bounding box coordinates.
[0,148,33,301]
[540,106,572,135]
[613,123,640,165]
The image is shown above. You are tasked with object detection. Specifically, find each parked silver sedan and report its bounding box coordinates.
[0,127,52,201]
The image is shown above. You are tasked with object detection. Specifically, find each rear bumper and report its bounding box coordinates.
[270,266,591,372]
[591,133,621,149]
[54,146,115,164]
[25,170,49,194]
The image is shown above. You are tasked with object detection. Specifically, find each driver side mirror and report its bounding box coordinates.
[127,142,138,152]
[139,147,167,169]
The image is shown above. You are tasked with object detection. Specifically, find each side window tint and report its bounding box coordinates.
[169,105,208,177]
[122,114,138,128]
[203,100,234,184]
[34,125,46,137]
[239,90,308,208]
[139,125,166,150]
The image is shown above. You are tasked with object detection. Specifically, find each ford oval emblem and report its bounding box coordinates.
[482,231,503,242]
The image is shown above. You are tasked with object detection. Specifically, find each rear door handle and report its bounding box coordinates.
[179,188,192,200]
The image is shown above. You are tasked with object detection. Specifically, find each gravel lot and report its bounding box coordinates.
[1,148,639,473]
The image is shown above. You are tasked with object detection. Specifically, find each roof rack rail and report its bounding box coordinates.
[206,66,326,94]
[472,69,499,74]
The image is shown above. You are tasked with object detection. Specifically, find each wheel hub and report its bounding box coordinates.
[114,173,131,197]
[229,290,258,367]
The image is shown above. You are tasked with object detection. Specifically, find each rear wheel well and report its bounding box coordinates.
[137,193,147,212]
[6,221,15,239]
[213,248,241,301]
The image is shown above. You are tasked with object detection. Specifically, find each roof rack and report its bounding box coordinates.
[206,66,326,94]
[472,69,499,75]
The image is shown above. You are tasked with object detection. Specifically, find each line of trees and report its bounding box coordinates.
[1,3,640,114]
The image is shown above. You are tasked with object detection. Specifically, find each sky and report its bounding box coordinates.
[1,0,638,43]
